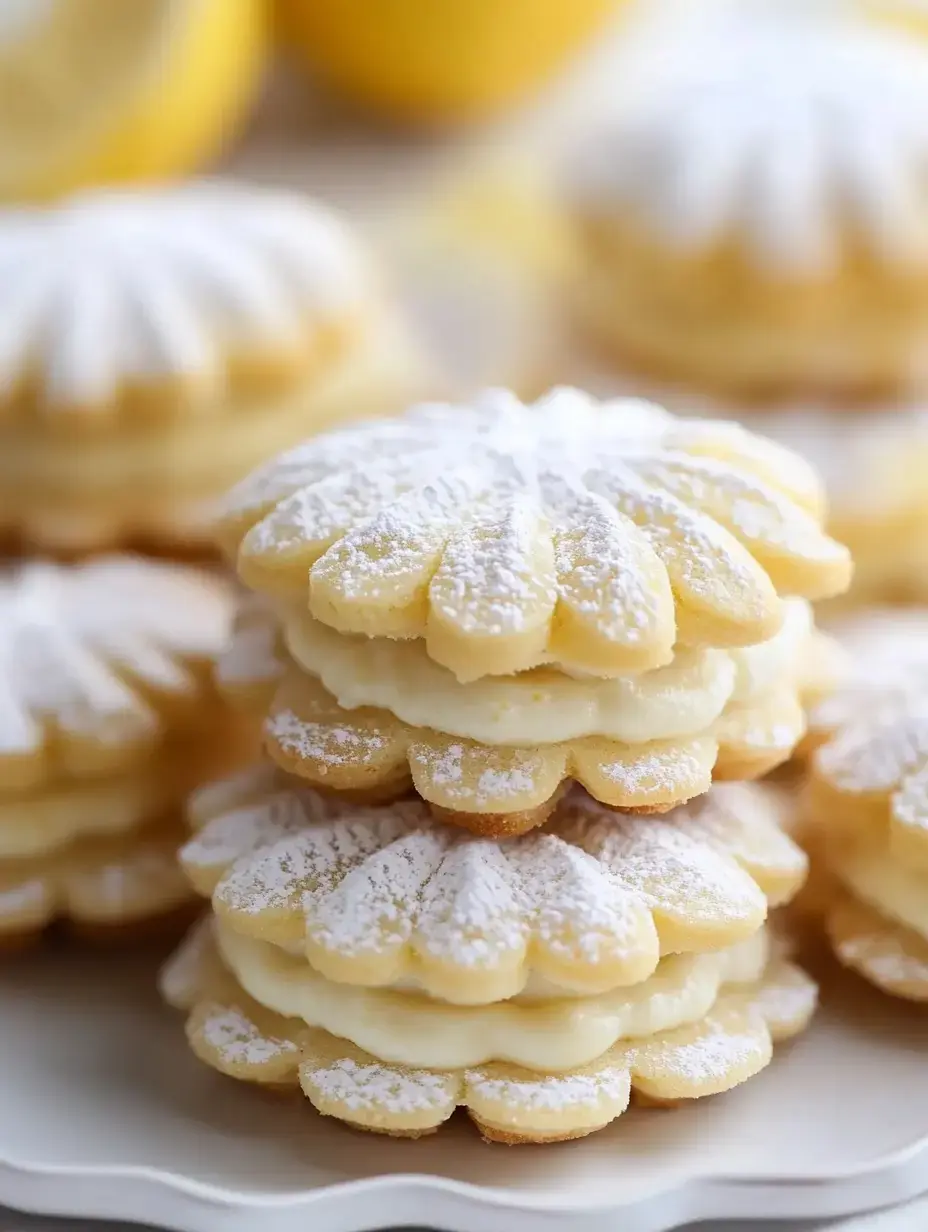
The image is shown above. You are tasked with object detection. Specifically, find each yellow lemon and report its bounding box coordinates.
[0,0,267,202]
[277,0,620,124]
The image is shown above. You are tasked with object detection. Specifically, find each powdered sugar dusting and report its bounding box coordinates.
[562,795,764,925]
[467,1064,630,1111]
[201,1006,298,1067]
[202,778,771,982]
[893,764,928,836]
[639,1022,761,1085]
[835,934,928,989]
[0,185,371,418]
[302,1056,453,1113]
[218,387,845,666]
[266,709,389,769]
[567,9,928,272]
[817,705,928,793]
[0,557,231,771]
[413,740,550,805]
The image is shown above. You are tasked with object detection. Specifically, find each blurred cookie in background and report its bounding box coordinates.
[0,181,434,556]
[562,0,928,403]
[0,0,267,202]
[742,410,928,608]
[0,557,248,949]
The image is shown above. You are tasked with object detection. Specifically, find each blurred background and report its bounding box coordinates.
[5,0,928,600]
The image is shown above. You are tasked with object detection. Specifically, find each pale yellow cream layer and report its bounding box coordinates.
[281,600,811,746]
[215,921,769,1071]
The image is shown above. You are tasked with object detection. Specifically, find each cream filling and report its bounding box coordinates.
[282,600,811,746]
[215,922,769,1071]
[832,839,928,943]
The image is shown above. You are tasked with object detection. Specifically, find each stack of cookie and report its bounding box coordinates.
[0,183,430,557]
[802,611,928,1003]
[0,558,246,948]
[163,386,853,1142]
[0,180,436,950]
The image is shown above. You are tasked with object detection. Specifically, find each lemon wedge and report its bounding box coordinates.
[0,0,266,202]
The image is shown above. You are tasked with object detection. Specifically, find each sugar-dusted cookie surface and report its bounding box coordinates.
[182,771,806,1004]
[740,411,928,606]
[163,918,816,1144]
[0,557,233,792]
[0,184,371,425]
[260,665,805,832]
[0,185,431,553]
[565,4,928,399]
[218,388,849,681]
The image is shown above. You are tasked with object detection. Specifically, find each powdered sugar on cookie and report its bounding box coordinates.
[221,388,848,682]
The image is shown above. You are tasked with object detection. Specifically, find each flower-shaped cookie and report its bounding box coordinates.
[0,557,233,793]
[820,819,928,945]
[0,823,191,945]
[164,919,816,1144]
[809,632,928,871]
[262,667,805,832]
[0,185,435,553]
[745,412,928,606]
[807,609,928,745]
[570,9,928,277]
[0,184,370,425]
[565,5,928,399]
[182,770,806,1005]
[217,389,849,681]
[826,893,928,1003]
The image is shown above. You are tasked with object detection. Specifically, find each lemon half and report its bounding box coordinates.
[278,0,619,124]
[0,0,266,202]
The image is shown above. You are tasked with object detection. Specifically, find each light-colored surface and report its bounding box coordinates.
[0,949,926,1232]
[3,6,925,1232]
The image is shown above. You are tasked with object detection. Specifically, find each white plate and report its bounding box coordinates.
[0,948,926,1232]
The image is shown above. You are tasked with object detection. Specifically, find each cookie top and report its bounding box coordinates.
[0,557,233,792]
[218,388,849,682]
[0,183,371,424]
[182,768,806,1005]
[568,2,928,273]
